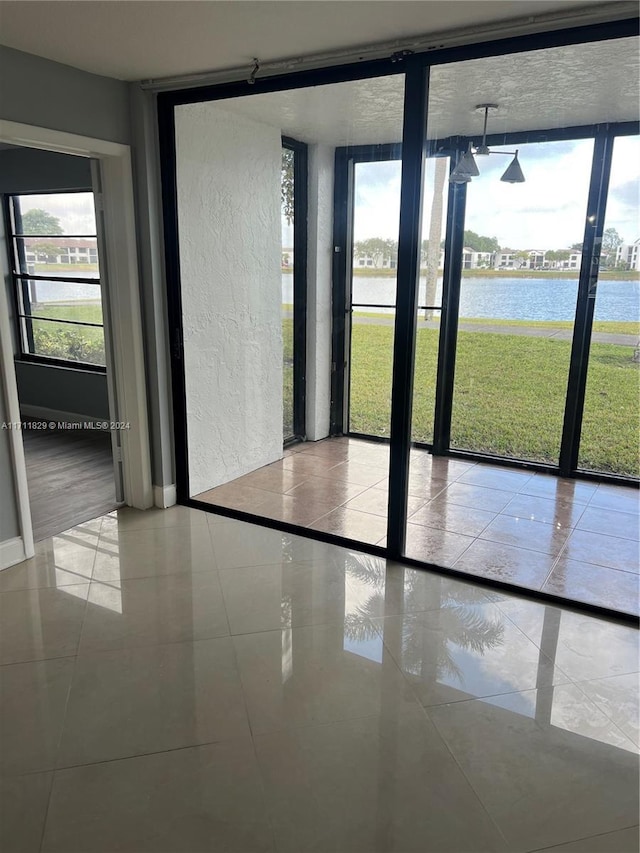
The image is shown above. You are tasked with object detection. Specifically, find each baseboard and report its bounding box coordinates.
[20,405,106,425]
[154,483,177,508]
[0,536,27,570]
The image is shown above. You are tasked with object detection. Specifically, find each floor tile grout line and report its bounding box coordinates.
[544,526,640,579]
[568,678,640,750]
[421,699,513,848]
[524,824,640,853]
[36,762,56,853]
[41,734,258,778]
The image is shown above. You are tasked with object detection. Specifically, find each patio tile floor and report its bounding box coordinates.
[195,437,639,616]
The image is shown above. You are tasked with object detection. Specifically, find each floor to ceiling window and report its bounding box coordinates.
[578,134,640,478]
[347,155,401,438]
[449,138,593,465]
[399,34,639,607]
[160,19,639,617]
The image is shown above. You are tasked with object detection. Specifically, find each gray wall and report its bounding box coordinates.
[0,47,173,502]
[0,146,108,419]
[15,361,109,419]
[0,45,131,145]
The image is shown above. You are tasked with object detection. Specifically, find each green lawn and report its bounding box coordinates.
[283,315,294,437]
[346,321,639,477]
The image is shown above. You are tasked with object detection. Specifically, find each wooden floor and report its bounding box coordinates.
[23,425,117,541]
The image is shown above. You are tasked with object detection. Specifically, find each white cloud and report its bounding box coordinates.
[351,137,640,251]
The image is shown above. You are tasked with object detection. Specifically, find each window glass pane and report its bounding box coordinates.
[15,192,97,236]
[29,318,105,366]
[450,138,593,464]
[15,236,100,277]
[579,134,640,478]
[349,158,401,438]
[19,278,103,325]
[411,155,450,445]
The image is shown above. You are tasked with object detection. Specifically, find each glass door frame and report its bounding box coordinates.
[158,14,639,621]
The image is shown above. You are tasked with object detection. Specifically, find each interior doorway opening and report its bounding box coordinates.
[1,146,121,540]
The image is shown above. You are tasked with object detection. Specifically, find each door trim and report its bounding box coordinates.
[0,119,153,557]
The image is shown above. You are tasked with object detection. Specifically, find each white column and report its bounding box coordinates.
[305,143,334,441]
[175,103,283,494]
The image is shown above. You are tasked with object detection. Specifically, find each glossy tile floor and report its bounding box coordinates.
[1,505,638,853]
[196,438,640,616]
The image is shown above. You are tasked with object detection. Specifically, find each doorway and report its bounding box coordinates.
[1,151,121,540]
[0,119,153,567]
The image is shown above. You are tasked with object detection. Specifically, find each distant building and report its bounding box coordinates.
[462,248,494,269]
[355,252,397,269]
[615,239,640,270]
[545,251,582,270]
[23,236,98,266]
[494,251,516,269]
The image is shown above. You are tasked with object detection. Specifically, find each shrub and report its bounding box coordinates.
[33,326,105,365]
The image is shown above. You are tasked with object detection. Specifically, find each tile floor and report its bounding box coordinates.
[196,438,640,616]
[0,505,638,852]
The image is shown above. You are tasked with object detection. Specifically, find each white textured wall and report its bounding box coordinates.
[175,103,283,495]
[306,144,334,441]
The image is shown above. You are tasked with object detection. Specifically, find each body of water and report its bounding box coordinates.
[35,271,639,323]
[29,271,101,306]
[283,274,640,322]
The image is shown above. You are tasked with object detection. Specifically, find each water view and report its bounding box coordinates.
[282,274,640,322]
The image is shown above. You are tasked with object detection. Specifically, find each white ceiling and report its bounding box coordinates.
[0,0,630,83]
[184,36,638,146]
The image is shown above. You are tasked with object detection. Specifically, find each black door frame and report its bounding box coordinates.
[158,15,639,624]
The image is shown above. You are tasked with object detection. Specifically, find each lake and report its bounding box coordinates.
[32,271,639,324]
[283,274,640,322]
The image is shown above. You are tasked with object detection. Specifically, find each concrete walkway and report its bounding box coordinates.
[352,315,639,347]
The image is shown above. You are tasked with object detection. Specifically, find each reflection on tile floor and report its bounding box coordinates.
[0,505,638,852]
[196,437,640,616]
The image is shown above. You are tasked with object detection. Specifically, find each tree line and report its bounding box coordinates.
[353,227,628,268]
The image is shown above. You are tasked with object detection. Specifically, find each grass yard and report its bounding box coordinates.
[282,315,294,437]
[346,321,639,477]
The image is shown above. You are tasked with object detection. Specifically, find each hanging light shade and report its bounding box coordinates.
[447,104,526,185]
[500,150,525,183]
[449,144,479,183]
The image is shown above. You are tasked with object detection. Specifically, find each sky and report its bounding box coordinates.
[19,142,639,253]
[19,192,97,235]
[351,136,640,251]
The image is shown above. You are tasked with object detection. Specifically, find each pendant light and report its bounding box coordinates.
[449,104,526,184]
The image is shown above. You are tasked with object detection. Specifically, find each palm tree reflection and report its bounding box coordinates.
[342,553,505,686]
